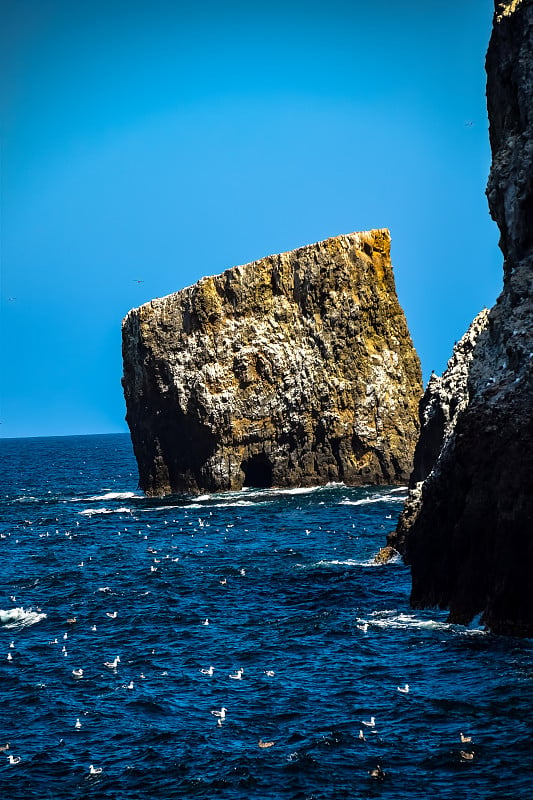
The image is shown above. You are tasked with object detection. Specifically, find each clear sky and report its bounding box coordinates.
[1,0,501,439]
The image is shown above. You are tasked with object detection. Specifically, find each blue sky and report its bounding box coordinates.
[1,0,501,438]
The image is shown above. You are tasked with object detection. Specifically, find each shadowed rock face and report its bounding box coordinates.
[122,229,422,496]
[393,0,533,636]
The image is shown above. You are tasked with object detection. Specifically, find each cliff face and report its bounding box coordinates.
[395,0,533,636]
[122,229,422,496]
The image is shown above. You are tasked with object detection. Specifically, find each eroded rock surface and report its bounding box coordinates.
[122,229,422,496]
[394,0,533,636]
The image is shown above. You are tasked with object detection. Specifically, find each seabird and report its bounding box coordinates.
[460,750,474,761]
[202,618,209,626]
[357,622,369,633]
[9,641,14,649]
[211,707,227,720]
[7,754,20,765]
[72,668,84,679]
[75,718,82,729]
[397,684,409,693]
[362,716,376,728]
[104,656,120,669]
[358,730,366,741]
[106,611,118,619]
[229,668,243,680]
[369,765,386,780]
[200,666,214,676]
[0,744,9,752]
[89,764,102,774]
[264,670,275,677]
[7,653,12,661]
[460,732,472,743]
[258,739,274,748]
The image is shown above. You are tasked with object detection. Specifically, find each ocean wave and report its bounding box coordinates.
[0,606,47,629]
[340,492,407,506]
[209,499,267,508]
[79,507,132,516]
[361,610,450,631]
[300,557,387,569]
[85,491,141,501]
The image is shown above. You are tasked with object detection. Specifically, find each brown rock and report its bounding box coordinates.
[122,229,422,496]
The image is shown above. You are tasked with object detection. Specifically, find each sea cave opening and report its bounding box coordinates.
[241,453,273,489]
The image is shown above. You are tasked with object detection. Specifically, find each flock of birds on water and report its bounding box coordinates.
[3,596,477,782]
[1,496,483,787]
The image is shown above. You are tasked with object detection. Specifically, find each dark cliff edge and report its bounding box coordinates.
[390,0,533,636]
[122,229,422,496]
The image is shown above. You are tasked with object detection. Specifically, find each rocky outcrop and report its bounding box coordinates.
[395,0,533,636]
[122,229,422,496]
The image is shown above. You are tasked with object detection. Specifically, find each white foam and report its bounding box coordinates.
[85,491,140,501]
[210,500,264,508]
[365,610,450,631]
[0,607,47,629]
[340,493,406,506]
[79,507,132,516]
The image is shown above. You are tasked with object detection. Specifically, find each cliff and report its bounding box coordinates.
[393,0,533,636]
[122,229,422,496]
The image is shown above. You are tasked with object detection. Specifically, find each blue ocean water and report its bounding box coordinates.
[1,433,532,799]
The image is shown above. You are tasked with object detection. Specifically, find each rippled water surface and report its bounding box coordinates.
[1,434,532,799]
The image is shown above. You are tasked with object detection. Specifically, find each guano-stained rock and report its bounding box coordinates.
[394,0,533,637]
[122,229,422,496]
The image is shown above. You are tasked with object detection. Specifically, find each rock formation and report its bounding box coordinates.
[122,229,422,496]
[393,0,533,636]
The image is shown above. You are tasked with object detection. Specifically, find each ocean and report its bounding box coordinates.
[1,433,532,799]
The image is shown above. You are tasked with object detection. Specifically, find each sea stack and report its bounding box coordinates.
[122,229,422,496]
[391,0,533,636]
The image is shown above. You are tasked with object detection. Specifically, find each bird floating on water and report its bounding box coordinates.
[258,739,274,748]
[229,668,243,680]
[460,750,474,761]
[460,732,472,743]
[0,744,9,752]
[7,653,12,662]
[89,764,102,774]
[72,668,84,679]
[397,684,409,693]
[106,611,118,619]
[211,707,227,720]
[104,656,120,669]
[264,670,275,677]
[357,622,368,633]
[202,618,209,626]
[369,764,386,780]
[362,716,376,728]
[7,754,20,765]
[358,729,366,741]
[75,718,82,729]
[200,666,214,676]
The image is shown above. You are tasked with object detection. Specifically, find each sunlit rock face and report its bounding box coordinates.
[393,0,533,637]
[122,229,422,496]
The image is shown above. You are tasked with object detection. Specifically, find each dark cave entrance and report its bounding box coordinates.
[241,453,273,488]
